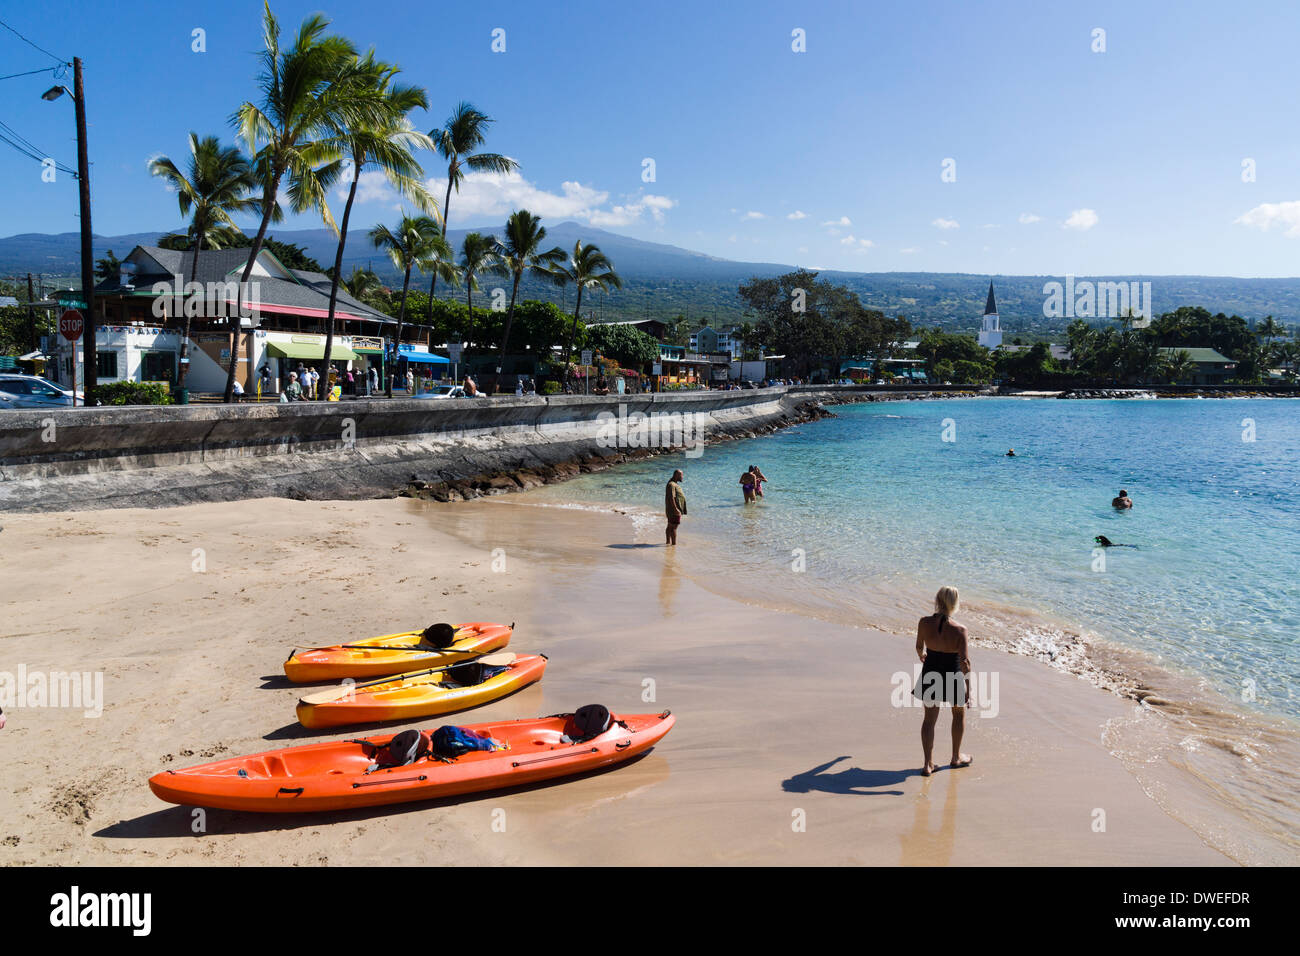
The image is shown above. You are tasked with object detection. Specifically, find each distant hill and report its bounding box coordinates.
[4,224,1300,335]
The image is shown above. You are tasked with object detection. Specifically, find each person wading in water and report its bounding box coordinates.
[665,469,687,546]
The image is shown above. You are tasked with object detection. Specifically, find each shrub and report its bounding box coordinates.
[95,381,174,405]
[540,380,562,395]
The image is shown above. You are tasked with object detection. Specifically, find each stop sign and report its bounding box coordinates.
[59,309,84,342]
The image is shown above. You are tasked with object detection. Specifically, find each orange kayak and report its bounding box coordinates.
[149,710,675,813]
[295,653,548,729]
[283,622,512,683]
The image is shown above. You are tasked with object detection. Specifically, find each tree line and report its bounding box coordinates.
[145,3,621,399]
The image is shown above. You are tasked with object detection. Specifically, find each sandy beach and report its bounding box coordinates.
[0,493,1232,866]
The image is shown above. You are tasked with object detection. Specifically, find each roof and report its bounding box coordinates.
[984,281,998,316]
[93,246,395,325]
[1158,347,1234,364]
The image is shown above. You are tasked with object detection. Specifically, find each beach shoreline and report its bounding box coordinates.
[0,495,1243,866]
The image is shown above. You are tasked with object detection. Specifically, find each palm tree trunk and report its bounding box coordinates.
[323,159,361,392]
[495,272,521,394]
[387,266,412,399]
[227,172,282,403]
[465,277,475,361]
[428,172,454,308]
[563,284,585,370]
[178,233,203,390]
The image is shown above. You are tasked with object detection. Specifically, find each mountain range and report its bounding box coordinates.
[4,223,1300,335]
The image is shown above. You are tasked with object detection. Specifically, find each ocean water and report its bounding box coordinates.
[526,397,1300,862]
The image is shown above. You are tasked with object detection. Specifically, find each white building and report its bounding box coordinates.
[977,281,1003,349]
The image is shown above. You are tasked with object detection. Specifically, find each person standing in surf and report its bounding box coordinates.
[914,586,973,776]
[665,469,687,545]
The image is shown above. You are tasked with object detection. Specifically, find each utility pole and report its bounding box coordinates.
[73,58,96,404]
[26,273,36,354]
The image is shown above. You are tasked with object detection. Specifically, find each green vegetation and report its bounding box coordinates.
[738,270,911,377]
[94,381,174,405]
[586,322,659,368]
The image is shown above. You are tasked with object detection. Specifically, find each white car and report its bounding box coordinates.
[421,385,467,399]
[0,374,82,409]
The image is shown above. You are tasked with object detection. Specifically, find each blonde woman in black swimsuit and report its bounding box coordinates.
[914,586,973,776]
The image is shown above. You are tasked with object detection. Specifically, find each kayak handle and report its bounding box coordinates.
[615,741,631,750]
[277,787,304,796]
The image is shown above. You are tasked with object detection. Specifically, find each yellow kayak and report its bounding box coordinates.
[295,653,547,729]
[283,622,513,683]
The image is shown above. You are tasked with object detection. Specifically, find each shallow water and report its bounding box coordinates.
[527,396,1300,863]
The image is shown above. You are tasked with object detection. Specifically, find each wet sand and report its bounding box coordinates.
[0,496,1228,865]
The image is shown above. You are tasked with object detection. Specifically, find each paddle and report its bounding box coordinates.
[298,653,519,706]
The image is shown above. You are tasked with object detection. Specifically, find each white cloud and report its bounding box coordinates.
[821,216,851,227]
[899,247,918,254]
[742,211,765,220]
[981,223,999,229]
[1235,200,1300,238]
[1018,212,1041,224]
[1063,208,1099,231]
[938,239,949,246]
[348,168,677,229]
[787,210,807,220]
[839,235,874,250]
[932,217,959,230]
[727,234,738,243]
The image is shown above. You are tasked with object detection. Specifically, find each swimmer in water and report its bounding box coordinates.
[1112,489,1133,510]
[1095,535,1138,549]
[1006,449,1016,457]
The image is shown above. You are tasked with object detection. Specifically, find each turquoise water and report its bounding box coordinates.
[534,397,1300,720]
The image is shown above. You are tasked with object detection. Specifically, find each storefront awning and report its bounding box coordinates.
[266,342,358,361]
[396,349,450,365]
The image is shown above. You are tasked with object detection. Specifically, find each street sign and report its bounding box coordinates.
[446,344,462,362]
[652,362,662,375]
[59,309,84,342]
[580,350,592,366]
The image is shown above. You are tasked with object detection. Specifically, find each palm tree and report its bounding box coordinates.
[551,241,622,370]
[370,214,441,397]
[1161,349,1195,384]
[228,3,361,402]
[148,133,261,389]
[458,232,504,354]
[422,234,460,333]
[1256,315,1286,367]
[428,103,518,300]
[342,266,384,308]
[492,210,565,392]
[321,53,433,376]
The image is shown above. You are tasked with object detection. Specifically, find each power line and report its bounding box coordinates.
[0,116,79,175]
[0,65,61,82]
[0,15,69,65]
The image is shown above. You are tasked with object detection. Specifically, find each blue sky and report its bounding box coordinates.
[3,0,1300,276]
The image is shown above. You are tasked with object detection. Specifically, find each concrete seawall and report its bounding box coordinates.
[2,385,947,513]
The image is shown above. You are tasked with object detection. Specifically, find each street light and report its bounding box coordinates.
[41,59,96,405]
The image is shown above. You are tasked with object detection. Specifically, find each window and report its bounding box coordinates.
[97,351,119,379]
[140,350,175,384]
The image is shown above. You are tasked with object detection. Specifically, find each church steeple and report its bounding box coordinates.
[978,280,1002,349]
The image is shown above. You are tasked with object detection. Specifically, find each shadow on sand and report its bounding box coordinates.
[95,751,658,839]
[605,543,661,549]
[261,682,544,741]
[781,755,921,796]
